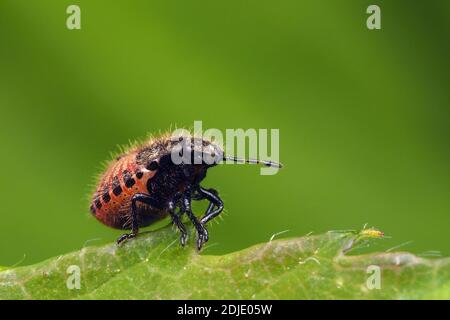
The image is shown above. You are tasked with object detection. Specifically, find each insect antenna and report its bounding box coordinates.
[223,155,283,168]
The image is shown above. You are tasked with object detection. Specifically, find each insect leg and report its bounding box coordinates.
[183,192,209,250]
[117,193,160,245]
[192,187,221,222]
[197,187,224,225]
[168,201,188,246]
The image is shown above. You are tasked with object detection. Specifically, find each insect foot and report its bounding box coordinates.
[179,232,188,247]
[196,226,209,251]
[116,233,137,246]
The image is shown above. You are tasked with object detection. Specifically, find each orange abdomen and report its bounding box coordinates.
[90,151,158,229]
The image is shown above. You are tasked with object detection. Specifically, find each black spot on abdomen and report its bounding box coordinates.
[102,192,111,203]
[123,170,136,188]
[90,204,96,215]
[95,198,102,210]
[113,185,122,196]
[125,178,136,188]
[112,175,122,196]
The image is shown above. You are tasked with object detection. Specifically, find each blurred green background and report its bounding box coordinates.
[0,1,449,266]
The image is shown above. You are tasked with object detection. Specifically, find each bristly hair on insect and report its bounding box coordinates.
[89,132,282,250]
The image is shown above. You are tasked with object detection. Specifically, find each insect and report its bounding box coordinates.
[90,134,282,250]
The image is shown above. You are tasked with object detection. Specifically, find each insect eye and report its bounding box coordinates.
[146,161,159,171]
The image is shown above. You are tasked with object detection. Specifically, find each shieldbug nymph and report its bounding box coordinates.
[89,134,282,250]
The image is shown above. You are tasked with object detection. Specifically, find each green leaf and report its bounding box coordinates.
[0,226,448,299]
